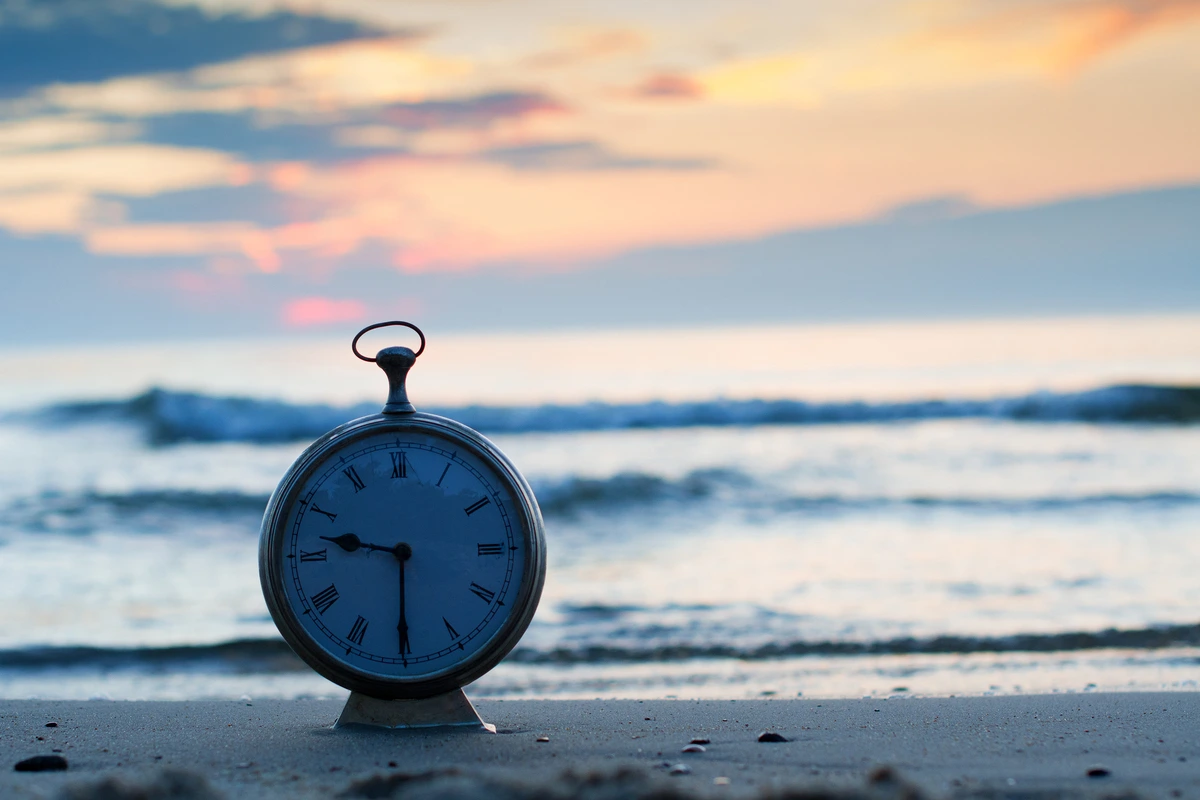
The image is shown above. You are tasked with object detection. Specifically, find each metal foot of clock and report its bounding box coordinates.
[334,689,496,732]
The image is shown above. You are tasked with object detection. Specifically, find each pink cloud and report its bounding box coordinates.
[628,72,704,100]
[282,296,367,327]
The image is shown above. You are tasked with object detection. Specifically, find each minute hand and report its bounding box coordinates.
[398,549,410,655]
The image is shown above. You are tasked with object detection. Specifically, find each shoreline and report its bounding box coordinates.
[3,693,1199,798]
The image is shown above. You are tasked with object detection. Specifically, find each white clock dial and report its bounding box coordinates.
[278,428,525,680]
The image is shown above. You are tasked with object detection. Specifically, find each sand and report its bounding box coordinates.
[3,693,1198,799]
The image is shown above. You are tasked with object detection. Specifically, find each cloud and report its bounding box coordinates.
[480,141,713,172]
[698,52,821,107]
[116,183,310,228]
[695,0,1200,106]
[0,190,105,234]
[524,27,647,69]
[127,91,568,166]
[901,0,1200,81]
[0,144,241,197]
[381,92,567,131]
[881,195,980,224]
[139,111,398,163]
[0,0,393,97]
[0,116,136,153]
[84,222,282,271]
[37,37,466,119]
[626,72,705,100]
[282,296,367,327]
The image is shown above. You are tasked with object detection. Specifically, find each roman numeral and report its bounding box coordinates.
[311,505,337,522]
[310,584,339,615]
[435,463,451,487]
[343,466,366,493]
[299,549,327,562]
[443,617,459,639]
[469,582,495,603]
[390,452,407,479]
[464,497,491,516]
[477,543,503,556]
[347,616,368,646]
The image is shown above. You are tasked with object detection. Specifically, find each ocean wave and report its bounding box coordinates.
[5,623,1199,673]
[4,481,1197,534]
[507,623,1200,664]
[3,489,271,535]
[14,383,1200,443]
[0,639,303,673]
[533,468,753,516]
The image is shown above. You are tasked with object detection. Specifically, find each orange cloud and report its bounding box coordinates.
[698,52,821,107]
[524,27,647,69]
[282,297,368,327]
[86,223,283,273]
[913,0,1200,78]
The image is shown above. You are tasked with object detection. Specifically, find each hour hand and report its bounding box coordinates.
[320,533,396,554]
[320,533,363,552]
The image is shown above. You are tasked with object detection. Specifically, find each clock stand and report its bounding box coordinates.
[334,688,496,733]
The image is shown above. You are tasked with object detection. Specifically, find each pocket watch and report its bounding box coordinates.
[258,321,546,728]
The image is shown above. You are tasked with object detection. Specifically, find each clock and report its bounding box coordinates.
[258,321,546,729]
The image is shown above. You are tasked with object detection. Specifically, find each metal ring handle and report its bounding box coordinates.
[351,321,426,362]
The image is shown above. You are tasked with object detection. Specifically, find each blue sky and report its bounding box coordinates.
[2,0,1199,343]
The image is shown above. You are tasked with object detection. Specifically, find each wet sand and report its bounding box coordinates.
[3,694,1199,798]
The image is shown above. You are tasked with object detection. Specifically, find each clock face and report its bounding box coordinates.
[272,425,530,685]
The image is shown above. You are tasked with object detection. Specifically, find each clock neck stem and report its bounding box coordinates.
[376,346,417,414]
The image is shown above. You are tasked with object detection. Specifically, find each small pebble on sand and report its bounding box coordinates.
[682,744,706,753]
[536,736,550,743]
[14,755,68,772]
[669,764,692,775]
[690,737,711,745]
[758,731,789,743]
[44,722,58,728]
[1086,766,1111,778]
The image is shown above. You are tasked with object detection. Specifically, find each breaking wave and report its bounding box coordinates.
[506,622,1200,664]
[15,383,1200,444]
[5,479,1197,534]
[5,622,1199,673]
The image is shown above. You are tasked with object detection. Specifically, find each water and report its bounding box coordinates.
[2,314,1199,700]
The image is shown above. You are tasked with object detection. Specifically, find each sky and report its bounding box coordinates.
[2,0,1199,344]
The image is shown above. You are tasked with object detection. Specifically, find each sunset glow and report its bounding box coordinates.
[2,0,1197,338]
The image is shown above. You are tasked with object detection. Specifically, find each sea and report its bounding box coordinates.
[2,314,1199,701]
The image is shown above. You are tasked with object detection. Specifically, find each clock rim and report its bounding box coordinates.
[259,411,546,700]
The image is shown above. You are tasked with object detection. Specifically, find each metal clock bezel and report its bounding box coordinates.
[259,410,546,700]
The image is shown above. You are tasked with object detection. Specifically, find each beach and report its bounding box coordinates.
[4,693,1199,798]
